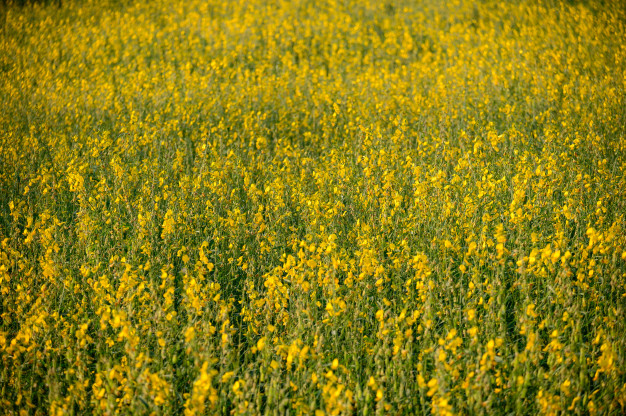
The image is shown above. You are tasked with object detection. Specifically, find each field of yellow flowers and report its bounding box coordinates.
[1,0,626,414]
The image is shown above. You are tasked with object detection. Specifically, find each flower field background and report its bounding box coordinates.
[1,0,626,414]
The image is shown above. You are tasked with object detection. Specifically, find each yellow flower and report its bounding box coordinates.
[375,389,383,402]
[427,378,438,397]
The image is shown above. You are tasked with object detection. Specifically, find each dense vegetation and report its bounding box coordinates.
[1,0,625,414]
